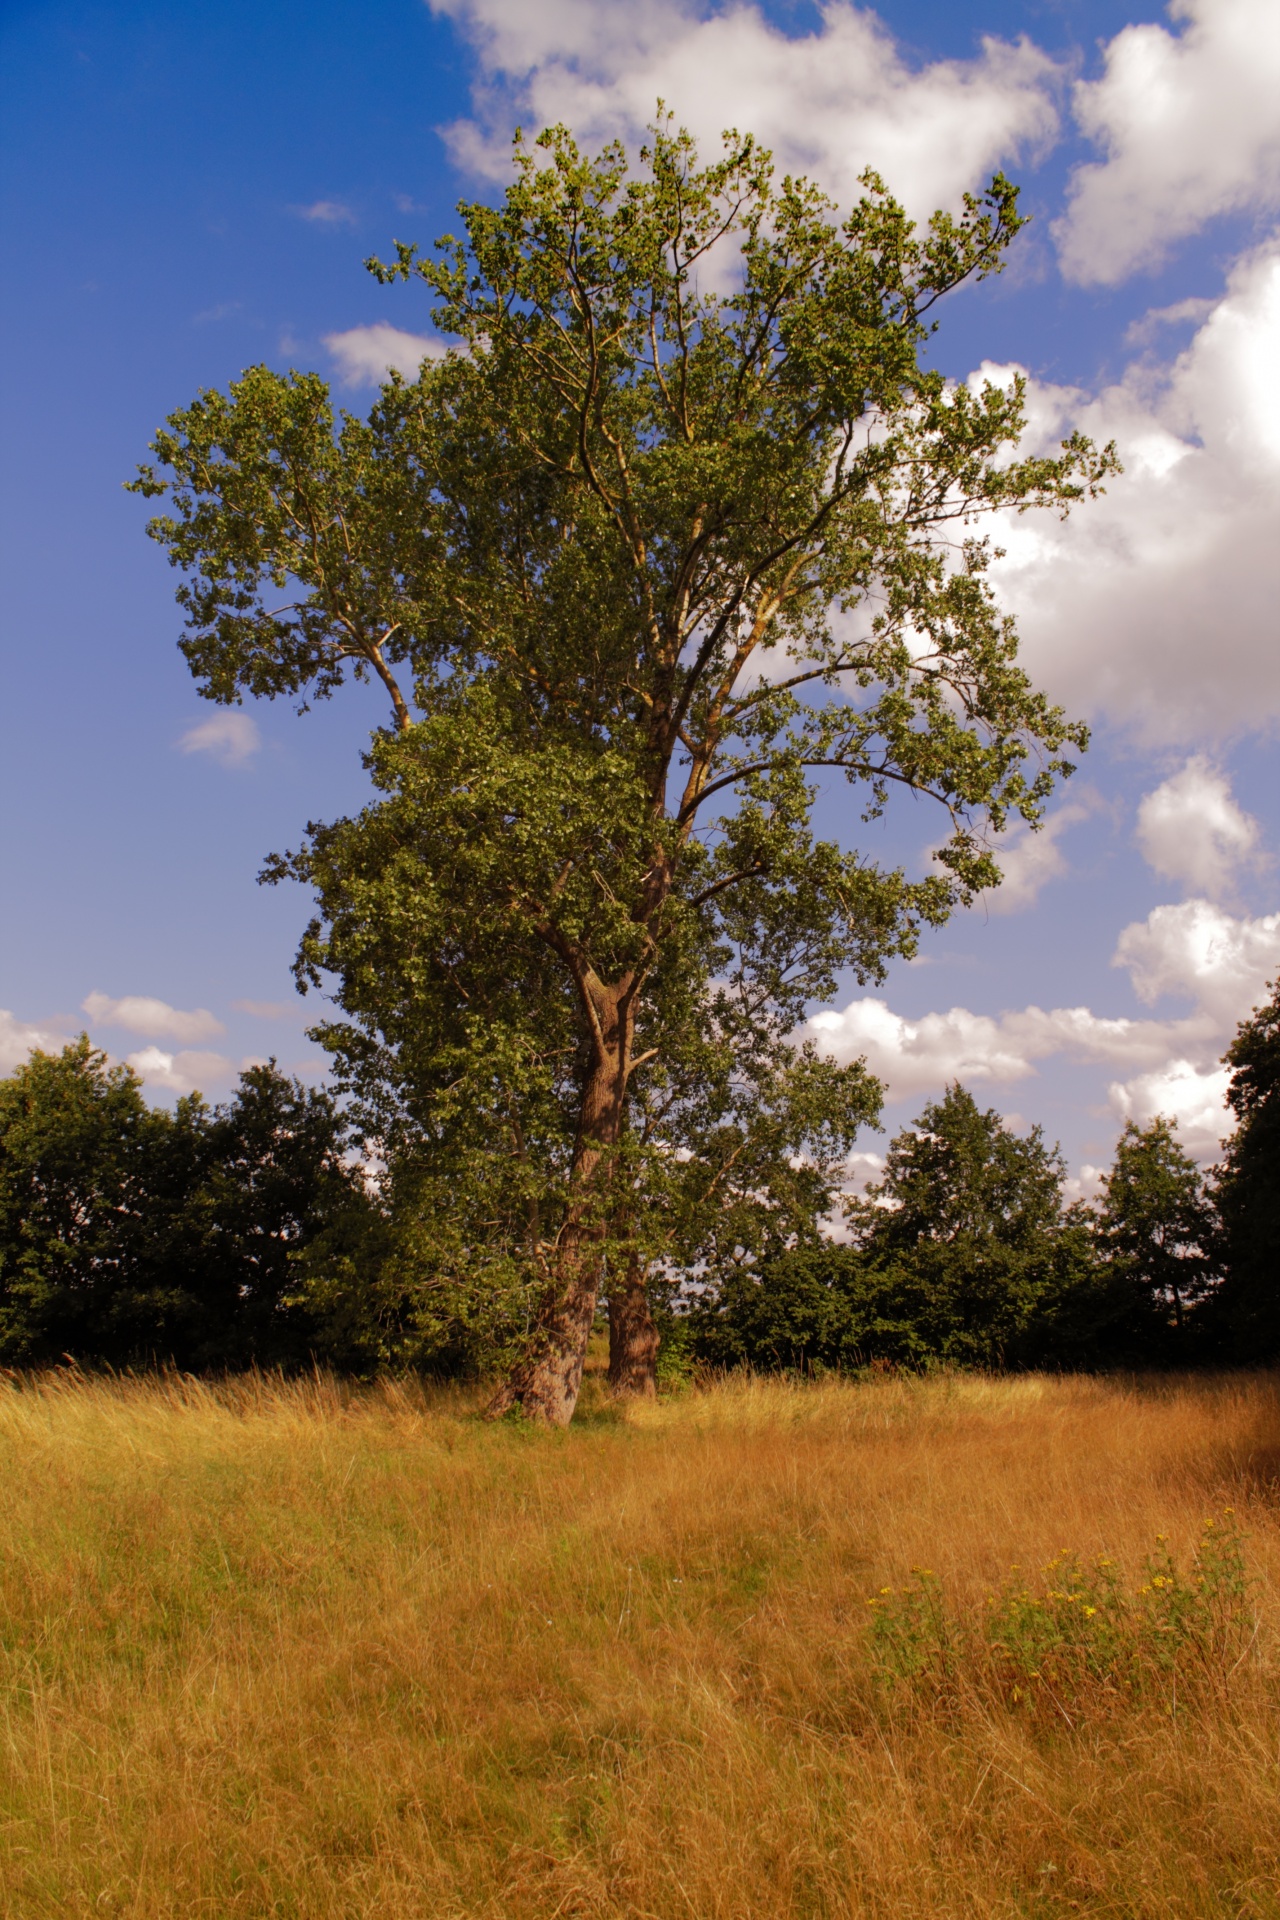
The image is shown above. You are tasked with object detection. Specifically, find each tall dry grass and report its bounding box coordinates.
[0,1364,1276,1917]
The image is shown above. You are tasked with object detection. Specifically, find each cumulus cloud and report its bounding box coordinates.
[807,994,1216,1102]
[987,237,1280,742]
[292,199,356,225]
[0,1009,75,1074]
[179,711,260,766]
[1108,1058,1234,1158]
[1113,898,1280,1021]
[125,1047,236,1096]
[324,323,447,387]
[807,896,1280,1155]
[980,799,1095,914]
[82,992,226,1045]
[1056,0,1280,285]
[431,0,1060,218]
[1136,758,1259,895]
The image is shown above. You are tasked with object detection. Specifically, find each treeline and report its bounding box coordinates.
[1,978,1276,1376]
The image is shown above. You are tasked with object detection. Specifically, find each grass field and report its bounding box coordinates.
[0,1364,1277,1918]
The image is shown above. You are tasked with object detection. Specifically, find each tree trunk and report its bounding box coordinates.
[608,1250,659,1397]
[486,1237,603,1426]
[486,980,633,1426]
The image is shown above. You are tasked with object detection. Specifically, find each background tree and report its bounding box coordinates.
[133,121,1115,1422]
[1211,978,1280,1360]
[1093,1116,1216,1344]
[0,1041,360,1369]
[846,1083,1097,1366]
[0,1038,173,1364]
[692,1082,1102,1372]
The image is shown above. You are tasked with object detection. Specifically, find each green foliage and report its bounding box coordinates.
[0,1041,362,1369]
[0,1038,173,1363]
[1093,1116,1216,1350]
[691,1084,1111,1372]
[689,1242,930,1372]
[868,1512,1252,1716]
[134,121,1115,1392]
[850,1084,1103,1366]
[1212,977,1280,1359]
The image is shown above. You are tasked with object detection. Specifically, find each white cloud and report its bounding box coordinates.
[1063,1162,1107,1205]
[293,199,356,225]
[0,1010,75,1075]
[1135,757,1259,895]
[1108,1058,1233,1158]
[988,236,1280,742]
[808,891,1279,1158]
[980,798,1094,914]
[231,998,290,1018]
[125,1047,236,1095]
[808,994,1217,1102]
[324,323,447,387]
[1057,0,1280,285]
[82,992,225,1045]
[1112,898,1280,1021]
[179,711,260,766]
[431,0,1061,218]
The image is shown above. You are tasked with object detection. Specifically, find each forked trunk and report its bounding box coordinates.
[608,1251,659,1397]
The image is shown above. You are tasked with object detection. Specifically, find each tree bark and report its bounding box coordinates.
[608,1250,659,1397]
[486,979,633,1426]
[486,1238,603,1425]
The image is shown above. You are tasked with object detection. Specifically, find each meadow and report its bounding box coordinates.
[0,1364,1277,1918]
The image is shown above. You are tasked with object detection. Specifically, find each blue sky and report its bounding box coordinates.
[1,0,1277,1189]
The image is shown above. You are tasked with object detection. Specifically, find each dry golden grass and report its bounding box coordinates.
[0,1364,1277,1918]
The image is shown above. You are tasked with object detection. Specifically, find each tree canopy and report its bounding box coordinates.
[693,1083,1102,1371]
[132,121,1115,1421]
[1211,977,1280,1359]
[1094,1117,1216,1340]
[0,1040,360,1368]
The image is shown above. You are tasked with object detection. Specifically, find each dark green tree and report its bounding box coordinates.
[160,1061,366,1368]
[846,1083,1097,1366]
[1212,979,1280,1359]
[1094,1117,1215,1340]
[692,1083,1101,1372]
[132,121,1115,1422]
[0,1038,173,1364]
[0,1040,360,1369]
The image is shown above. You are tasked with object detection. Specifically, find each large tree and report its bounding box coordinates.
[1212,978,1280,1359]
[133,122,1114,1422]
[1094,1116,1216,1339]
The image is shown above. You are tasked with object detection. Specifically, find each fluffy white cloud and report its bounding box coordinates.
[988,237,1280,742]
[324,323,447,387]
[980,798,1095,915]
[1108,1058,1234,1158]
[179,711,260,766]
[82,992,225,1045]
[808,993,1216,1101]
[1136,757,1259,894]
[810,997,1036,1098]
[0,1010,75,1074]
[1057,0,1280,285]
[807,895,1278,1154]
[292,199,356,225]
[431,0,1060,217]
[124,1047,236,1095]
[1113,898,1280,1021]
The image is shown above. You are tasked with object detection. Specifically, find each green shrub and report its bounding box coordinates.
[867,1512,1253,1716]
